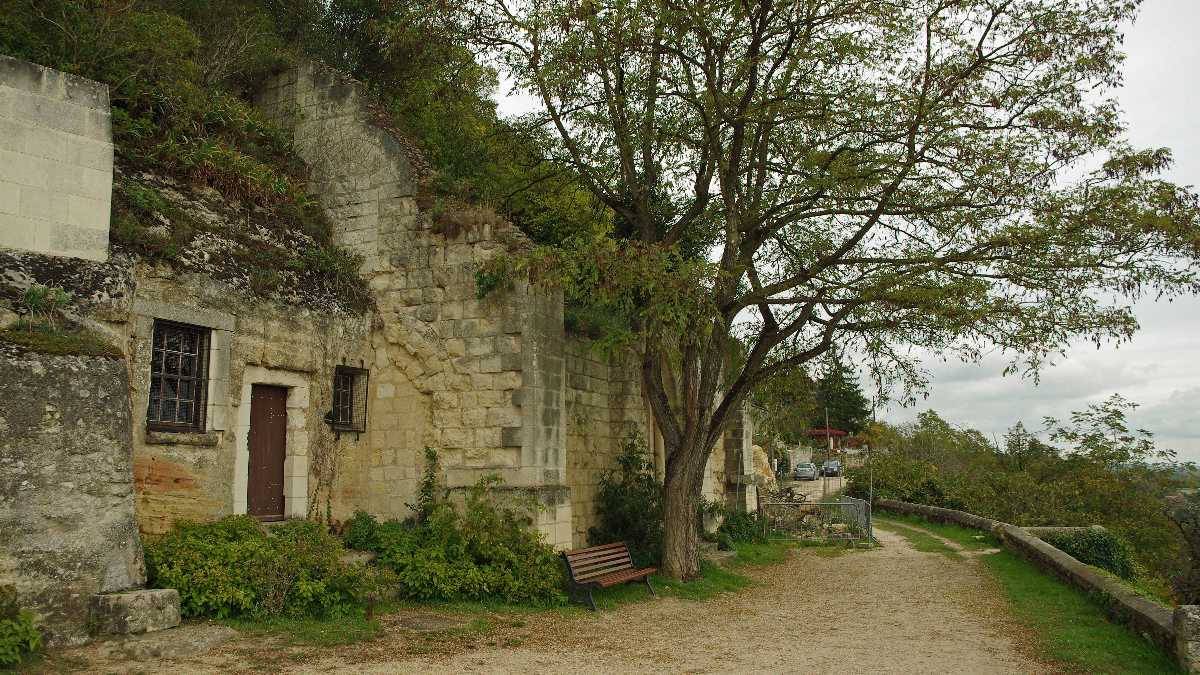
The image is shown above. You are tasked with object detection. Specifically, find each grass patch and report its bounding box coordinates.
[984,551,1179,673]
[875,512,1000,550]
[0,324,122,359]
[875,519,961,558]
[221,608,383,647]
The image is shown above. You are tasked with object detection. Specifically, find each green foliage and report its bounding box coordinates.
[341,510,380,552]
[409,446,445,524]
[145,516,370,619]
[0,1,370,309]
[588,436,664,566]
[361,476,565,605]
[0,322,122,359]
[849,399,1188,588]
[0,587,41,668]
[716,508,769,547]
[815,352,871,434]
[1039,529,1137,581]
[19,284,71,331]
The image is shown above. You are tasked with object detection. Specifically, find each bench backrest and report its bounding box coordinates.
[562,542,635,582]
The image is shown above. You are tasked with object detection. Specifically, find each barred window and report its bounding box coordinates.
[147,320,210,431]
[331,366,368,432]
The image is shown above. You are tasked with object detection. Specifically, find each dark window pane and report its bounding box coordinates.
[165,331,181,352]
[180,356,194,376]
[179,381,193,402]
[151,349,163,372]
[163,379,177,400]
[166,353,180,374]
[177,405,192,424]
[148,396,160,422]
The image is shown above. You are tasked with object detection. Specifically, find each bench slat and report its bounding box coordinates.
[593,567,656,587]
[564,542,627,557]
[568,550,631,569]
[564,546,628,563]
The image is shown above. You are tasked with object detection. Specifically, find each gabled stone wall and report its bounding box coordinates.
[0,55,113,262]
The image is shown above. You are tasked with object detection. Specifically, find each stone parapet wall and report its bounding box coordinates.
[0,56,113,261]
[0,345,145,646]
[876,498,1192,670]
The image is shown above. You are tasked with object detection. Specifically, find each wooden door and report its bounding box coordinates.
[248,384,287,520]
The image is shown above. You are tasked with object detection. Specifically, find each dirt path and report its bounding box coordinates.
[66,524,1051,674]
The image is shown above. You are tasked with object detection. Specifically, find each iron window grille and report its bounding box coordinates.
[330,365,368,433]
[147,320,210,432]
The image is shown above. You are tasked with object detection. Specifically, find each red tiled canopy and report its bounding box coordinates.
[807,427,848,438]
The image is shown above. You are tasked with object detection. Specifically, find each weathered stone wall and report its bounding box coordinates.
[256,62,574,545]
[0,344,144,646]
[0,56,112,261]
[563,339,650,546]
[115,273,376,533]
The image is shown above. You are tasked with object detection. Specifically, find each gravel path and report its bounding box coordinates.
[69,523,1050,674]
[307,526,1047,674]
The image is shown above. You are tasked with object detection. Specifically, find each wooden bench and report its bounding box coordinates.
[561,542,656,611]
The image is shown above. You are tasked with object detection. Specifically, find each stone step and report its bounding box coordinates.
[89,589,181,637]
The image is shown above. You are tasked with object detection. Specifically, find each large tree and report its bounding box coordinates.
[815,352,871,434]
[476,0,1200,578]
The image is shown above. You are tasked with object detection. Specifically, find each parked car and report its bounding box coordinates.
[793,462,819,481]
[821,460,842,477]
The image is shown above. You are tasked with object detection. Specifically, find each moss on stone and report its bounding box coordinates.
[0,324,123,359]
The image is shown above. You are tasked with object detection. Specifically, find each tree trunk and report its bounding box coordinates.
[660,437,711,580]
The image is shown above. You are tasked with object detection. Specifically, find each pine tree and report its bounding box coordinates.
[815,354,871,434]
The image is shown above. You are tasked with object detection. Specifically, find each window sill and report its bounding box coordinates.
[145,429,221,447]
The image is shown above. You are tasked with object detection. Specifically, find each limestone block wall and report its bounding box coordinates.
[0,344,145,646]
[563,339,650,546]
[0,56,113,261]
[256,62,573,545]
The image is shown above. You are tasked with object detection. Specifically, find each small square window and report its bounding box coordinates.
[330,366,368,432]
[147,320,210,432]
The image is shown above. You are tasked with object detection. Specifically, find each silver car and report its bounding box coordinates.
[793,462,819,481]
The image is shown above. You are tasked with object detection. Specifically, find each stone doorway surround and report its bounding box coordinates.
[232,366,311,519]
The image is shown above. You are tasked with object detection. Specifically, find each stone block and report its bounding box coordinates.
[1177,606,1200,673]
[89,589,181,636]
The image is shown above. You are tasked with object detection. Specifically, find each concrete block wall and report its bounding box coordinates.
[0,56,113,261]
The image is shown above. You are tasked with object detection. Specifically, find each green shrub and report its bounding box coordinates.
[342,510,381,552]
[588,435,663,567]
[368,475,566,605]
[1039,528,1137,581]
[716,508,769,546]
[0,587,40,668]
[145,516,368,618]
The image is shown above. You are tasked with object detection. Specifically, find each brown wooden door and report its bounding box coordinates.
[248,384,288,520]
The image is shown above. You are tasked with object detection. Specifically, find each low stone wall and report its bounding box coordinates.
[0,344,145,645]
[876,499,1194,671]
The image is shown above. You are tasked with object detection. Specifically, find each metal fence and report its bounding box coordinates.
[760,495,873,544]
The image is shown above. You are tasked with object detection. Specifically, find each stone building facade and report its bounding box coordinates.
[1,58,752,638]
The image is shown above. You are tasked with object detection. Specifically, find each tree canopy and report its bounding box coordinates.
[476,0,1200,578]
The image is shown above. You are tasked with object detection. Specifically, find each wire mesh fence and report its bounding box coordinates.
[761,495,873,544]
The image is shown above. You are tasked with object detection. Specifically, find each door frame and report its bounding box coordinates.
[232,366,311,519]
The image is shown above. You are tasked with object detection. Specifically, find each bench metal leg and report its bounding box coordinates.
[644,576,656,598]
[586,588,597,612]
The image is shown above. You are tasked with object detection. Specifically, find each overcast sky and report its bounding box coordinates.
[881,1,1200,461]
[494,1,1200,461]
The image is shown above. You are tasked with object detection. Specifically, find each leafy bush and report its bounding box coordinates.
[716,508,769,547]
[346,451,565,605]
[847,404,1188,587]
[588,436,663,567]
[0,587,40,668]
[341,510,381,552]
[145,516,369,618]
[1039,529,1137,581]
